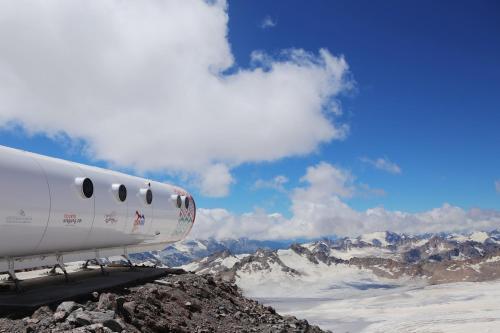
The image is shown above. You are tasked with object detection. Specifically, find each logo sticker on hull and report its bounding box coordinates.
[132,210,145,232]
[104,211,118,224]
[5,209,33,224]
[63,213,82,225]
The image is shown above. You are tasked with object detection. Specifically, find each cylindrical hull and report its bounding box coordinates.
[0,145,195,265]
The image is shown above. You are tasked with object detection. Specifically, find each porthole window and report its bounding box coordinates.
[112,184,127,202]
[139,188,153,205]
[75,177,93,199]
[119,185,127,202]
[185,196,190,209]
[176,195,182,208]
[82,178,93,198]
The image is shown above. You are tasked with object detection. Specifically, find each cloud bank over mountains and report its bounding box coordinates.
[0,0,351,197]
[191,162,500,240]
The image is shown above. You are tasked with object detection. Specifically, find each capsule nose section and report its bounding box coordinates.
[170,191,196,224]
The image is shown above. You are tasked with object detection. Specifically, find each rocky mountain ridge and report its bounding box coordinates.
[182,230,500,285]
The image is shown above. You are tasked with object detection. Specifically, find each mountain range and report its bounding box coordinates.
[174,230,500,286]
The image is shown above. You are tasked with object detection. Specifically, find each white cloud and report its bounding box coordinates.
[360,157,402,174]
[0,0,352,197]
[496,180,500,193]
[260,15,276,29]
[191,208,288,240]
[189,162,500,240]
[299,162,355,199]
[253,175,289,193]
[197,163,234,197]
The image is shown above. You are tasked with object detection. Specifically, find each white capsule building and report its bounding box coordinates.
[0,145,196,282]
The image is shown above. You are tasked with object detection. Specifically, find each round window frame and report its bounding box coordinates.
[82,178,94,199]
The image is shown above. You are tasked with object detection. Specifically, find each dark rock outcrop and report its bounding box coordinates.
[0,271,329,333]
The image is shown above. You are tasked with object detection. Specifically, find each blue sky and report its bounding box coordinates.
[203,0,500,215]
[0,0,499,238]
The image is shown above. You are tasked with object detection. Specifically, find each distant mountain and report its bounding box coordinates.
[181,230,500,286]
[154,238,293,267]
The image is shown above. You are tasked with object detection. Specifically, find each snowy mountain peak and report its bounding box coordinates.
[177,230,500,288]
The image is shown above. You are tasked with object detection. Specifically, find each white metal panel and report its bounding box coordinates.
[0,147,50,257]
[33,155,95,254]
[77,165,133,249]
[120,174,154,243]
[146,181,181,245]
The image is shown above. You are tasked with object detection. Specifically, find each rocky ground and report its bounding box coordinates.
[0,270,328,333]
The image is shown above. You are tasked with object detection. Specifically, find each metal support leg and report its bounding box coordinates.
[122,254,136,271]
[82,259,90,270]
[55,255,69,282]
[49,264,68,282]
[7,259,21,292]
[96,258,108,276]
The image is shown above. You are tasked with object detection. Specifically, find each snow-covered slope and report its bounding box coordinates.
[176,230,500,333]
[236,248,419,299]
[359,231,392,247]
[448,231,497,244]
[329,246,397,260]
[269,279,500,333]
[182,250,248,275]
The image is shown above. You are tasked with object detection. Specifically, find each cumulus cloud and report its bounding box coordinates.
[197,163,234,197]
[496,180,500,193]
[190,162,500,240]
[253,175,289,193]
[0,0,352,197]
[260,15,277,29]
[191,208,289,240]
[299,162,355,199]
[360,157,402,174]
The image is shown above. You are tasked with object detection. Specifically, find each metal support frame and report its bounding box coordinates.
[80,250,108,276]
[49,254,69,282]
